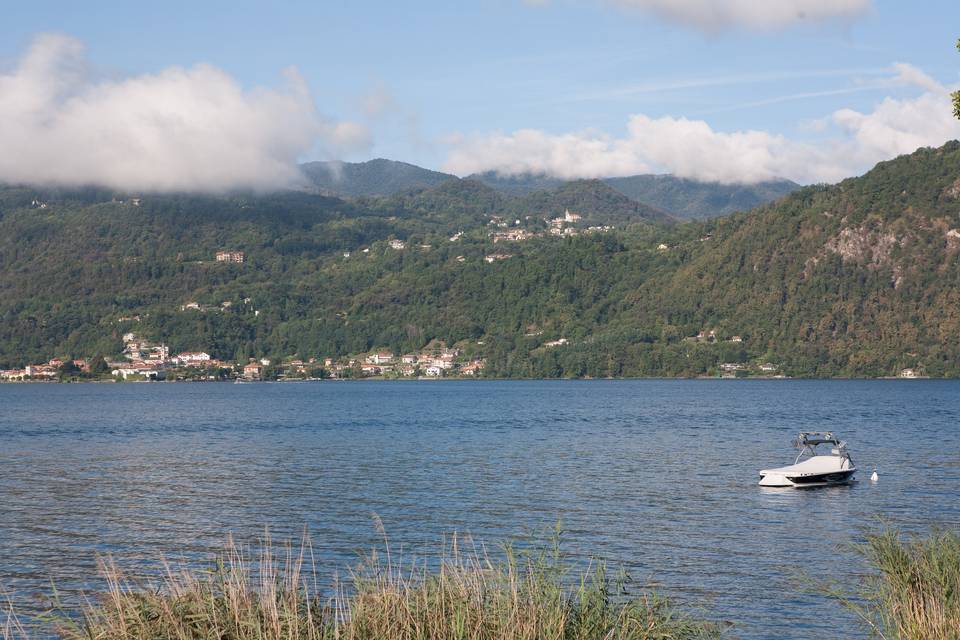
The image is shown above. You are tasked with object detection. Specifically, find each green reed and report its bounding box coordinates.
[824,527,960,640]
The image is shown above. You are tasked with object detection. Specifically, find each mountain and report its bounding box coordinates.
[300,159,457,197]
[2,142,960,377]
[604,174,799,220]
[303,159,797,220]
[516,180,675,225]
[470,171,799,219]
[375,179,511,218]
[466,171,566,196]
[365,178,673,227]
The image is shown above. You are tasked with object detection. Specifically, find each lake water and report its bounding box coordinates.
[2,380,959,638]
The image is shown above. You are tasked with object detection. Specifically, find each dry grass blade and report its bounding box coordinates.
[22,531,724,640]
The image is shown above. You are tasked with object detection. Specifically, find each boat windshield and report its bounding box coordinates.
[793,432,849,463]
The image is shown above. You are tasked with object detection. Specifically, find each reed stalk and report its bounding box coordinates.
[824,527,960,640]
[13,532,722,640]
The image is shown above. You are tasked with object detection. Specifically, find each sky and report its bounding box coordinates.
[1,0,960,190]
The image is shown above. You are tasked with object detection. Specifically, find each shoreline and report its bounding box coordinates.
[0,375,951,385]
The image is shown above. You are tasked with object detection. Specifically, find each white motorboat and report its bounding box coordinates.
[758,432,857,487]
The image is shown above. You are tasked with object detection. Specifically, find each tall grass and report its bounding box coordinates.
[26,533,721,640]
[826,527,960,640]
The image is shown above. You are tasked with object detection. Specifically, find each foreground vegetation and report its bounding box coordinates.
[3,527,959,639]
[827,527,960,640]
[3,536,722,640]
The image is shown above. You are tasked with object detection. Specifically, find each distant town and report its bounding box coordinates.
[0,330,487,383]
[0,325,930,383]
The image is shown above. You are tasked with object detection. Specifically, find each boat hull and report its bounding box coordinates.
[758,468,856,487]
[758,454,856,487]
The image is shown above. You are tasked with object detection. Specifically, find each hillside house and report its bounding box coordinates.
[243,363,263,380]
[366,352,395,365]
[24,364,57,378]
[460,360,485,376]
[492,229,536,243]
[216,251,245,263]
[112,362,163,380]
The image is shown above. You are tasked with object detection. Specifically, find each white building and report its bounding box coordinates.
[176,352,211,365]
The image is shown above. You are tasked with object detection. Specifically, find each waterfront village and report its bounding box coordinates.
[0,331,487,383]
[0,328,927,382]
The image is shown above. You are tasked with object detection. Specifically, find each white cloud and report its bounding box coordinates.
[444,118,841,183]
[608,0,871,31]
[444,65,960,185]
[0,34,371,192]
[889,62,944,94]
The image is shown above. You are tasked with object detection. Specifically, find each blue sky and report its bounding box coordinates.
[2,1,959,189]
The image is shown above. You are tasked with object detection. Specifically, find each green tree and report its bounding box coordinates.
[90,356,110,375]
[58,360,80,376]
[955,39,960,119]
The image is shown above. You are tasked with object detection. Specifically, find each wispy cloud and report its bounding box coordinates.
[693,63,951,115]
[528,0,872,31]
[695,85,888,116]
[0,34,371,193]
[608,0,872,31]
[566,68,889,103]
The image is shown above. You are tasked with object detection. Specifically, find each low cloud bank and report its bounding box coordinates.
[0,34,370,192]
[444,64,960,184]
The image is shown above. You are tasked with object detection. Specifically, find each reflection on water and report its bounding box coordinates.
[1,380,959,639]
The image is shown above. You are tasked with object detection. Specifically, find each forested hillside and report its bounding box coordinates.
[604,175,799,220]
[463,171,798,218]
[2,143,960,377]
[301,160,797,219]
[300,159,457,197]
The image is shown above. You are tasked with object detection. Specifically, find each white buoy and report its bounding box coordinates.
[871,469,879,482]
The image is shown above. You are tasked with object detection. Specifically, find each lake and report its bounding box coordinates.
[2,380,959,638]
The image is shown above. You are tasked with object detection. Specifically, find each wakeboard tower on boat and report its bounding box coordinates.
[758,432,856,487]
